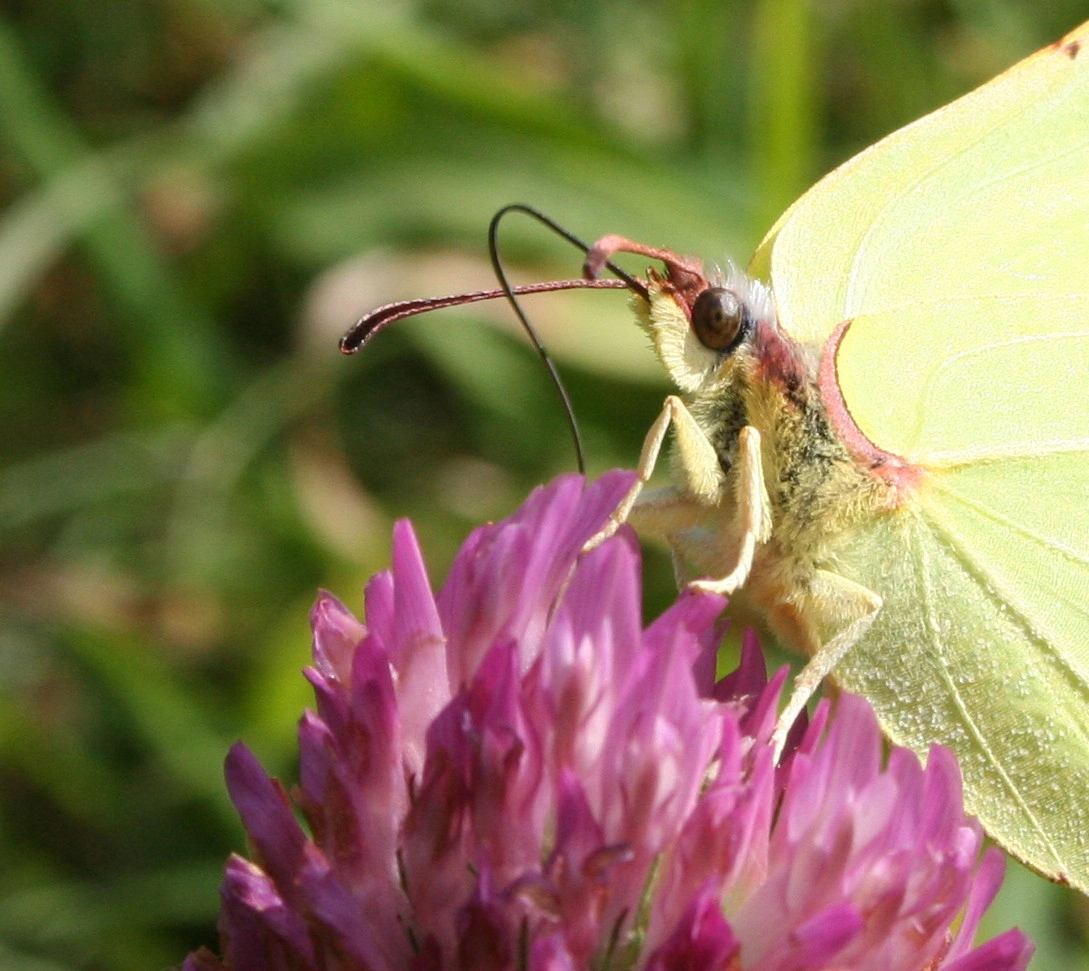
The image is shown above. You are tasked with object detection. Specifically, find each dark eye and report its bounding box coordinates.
[691,287,750,352]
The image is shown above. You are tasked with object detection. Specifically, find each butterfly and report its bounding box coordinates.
[580,21,1089,893]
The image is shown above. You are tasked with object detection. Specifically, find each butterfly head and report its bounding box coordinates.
[582,236,777,394]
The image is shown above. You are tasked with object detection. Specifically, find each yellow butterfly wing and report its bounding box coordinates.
[751,24,1089,888]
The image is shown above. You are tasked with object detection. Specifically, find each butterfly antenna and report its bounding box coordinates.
[487,204,648,476]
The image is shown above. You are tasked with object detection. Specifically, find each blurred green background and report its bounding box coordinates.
[2,0,1089,967]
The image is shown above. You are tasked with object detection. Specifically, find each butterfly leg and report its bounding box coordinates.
[686,425,772,596]
[584,395,725,551]
[769,573,882,757]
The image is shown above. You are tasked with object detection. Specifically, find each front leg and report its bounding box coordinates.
[686,425,771,596]
[587,395,773,600]
[584,395,726,551]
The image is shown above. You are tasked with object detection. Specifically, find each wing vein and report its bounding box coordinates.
[916,518,1068,865]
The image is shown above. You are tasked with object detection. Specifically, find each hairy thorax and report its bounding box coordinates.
[682,333,902,647]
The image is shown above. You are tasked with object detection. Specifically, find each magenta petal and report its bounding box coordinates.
[644,884,740,971]
[535,534,646,768]
[345,640,407,818]
[180,949,226,971]
[689,592,732,697]
[297,851,406,970]
[387,520,449,772]
[355,519,441,678]
[463,642,544,876]
[806,693,883,799]
[528,934,577,971]
[941,928,1035,971]
[645,586,729,680]
[401,639,540,953]
[309,591,366,684]
[740,665,790,749]
[943,847,1010,964]
[648,713,775,952]
[224,743,308,905]
[601,598,719,850]
[219,856,317,971]
[400,745,473,956]
[361,569,394,647]
[454,871,515,971]
[547,769,615,965]
[410,936,444,971]
[560,530,646,675]
[437,472,635,683]
[917,744,973,840]
[786,902,864,965]
[712,626,766,703]
[298,670,401,892]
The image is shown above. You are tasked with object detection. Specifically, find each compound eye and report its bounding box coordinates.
[691,286,749,352]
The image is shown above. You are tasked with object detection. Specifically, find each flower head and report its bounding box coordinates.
[184,472,1032,971]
